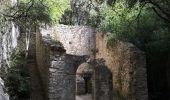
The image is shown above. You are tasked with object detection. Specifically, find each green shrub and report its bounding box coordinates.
[5,51,30,100]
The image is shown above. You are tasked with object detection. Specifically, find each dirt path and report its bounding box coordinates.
[76,94,92,100]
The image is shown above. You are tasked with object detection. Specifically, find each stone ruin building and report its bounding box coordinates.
[26,24,148,100]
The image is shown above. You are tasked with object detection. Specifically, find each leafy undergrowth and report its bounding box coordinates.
[5,51,30,100]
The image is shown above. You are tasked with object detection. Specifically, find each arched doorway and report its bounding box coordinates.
[76,63,93,100]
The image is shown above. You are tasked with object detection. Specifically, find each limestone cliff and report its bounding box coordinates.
[0,78,9,100]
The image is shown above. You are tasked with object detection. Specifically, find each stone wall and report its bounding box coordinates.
[36,31,51,100]
[76,76,85,95]
[96,33,148,100]
[39,25,96,100]
[36,26,148,100]
[93,58,113,100]
[26,32,47,100]
[40,25,96,56]
[48,53,88,100]
[36,30,89,100]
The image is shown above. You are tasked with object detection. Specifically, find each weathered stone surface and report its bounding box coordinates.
[0,8,19,100]
[0,22,19,80]
[96,33,148,100]
[41,25,96,56]
[36,30,89,100]
[35,26,148,100]
[76,63,93,75]
[48,54,88,100]
[76,63,93,95]
[28,32,47,100]
[76,75,86,95]
[93,58,113,100]
[0,78,9,100]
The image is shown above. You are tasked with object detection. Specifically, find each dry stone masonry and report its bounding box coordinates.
[94,58,113,100]
[96,33,148,100]
[36,30,90,100]
[41,25,96,55]
[49,54,88,100]
[33,25,149,100]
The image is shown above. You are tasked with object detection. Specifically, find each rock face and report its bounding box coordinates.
[0,22,19,73]
[35,25,148,100]
[0,78,9,100]
[0,2,19,99]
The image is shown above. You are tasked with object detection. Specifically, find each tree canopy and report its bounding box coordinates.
[1,0,70,28]
[105,0,170,23]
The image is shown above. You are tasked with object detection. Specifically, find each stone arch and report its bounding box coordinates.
[74,59,114,100]
[48,53,89,100]
[47,52,114,100]
[37,25,97,100]
[76,62,93,99]
[44,48,113,100]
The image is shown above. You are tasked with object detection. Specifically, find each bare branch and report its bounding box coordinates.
[148,0,170,17]
[152,7,170,23]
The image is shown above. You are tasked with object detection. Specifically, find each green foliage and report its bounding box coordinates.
[95,1,170,99]
[16,1,52,27]
[20,0,70,24]
[98,1,138,36]
[0,0,11,35]
[96,1,170,52]
[44,0,70,24]
[2,0,70,31]
[5,51,30,100]
[60,0,106,25]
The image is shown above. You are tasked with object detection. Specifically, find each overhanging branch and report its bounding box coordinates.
[152,7,170,23]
